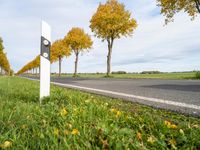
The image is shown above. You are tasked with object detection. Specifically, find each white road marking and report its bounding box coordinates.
[21,77,200,111]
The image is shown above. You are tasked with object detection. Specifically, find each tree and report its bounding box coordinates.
[0,37,4,52]
[0,37,4,74]
[0,51,4,74]
[64,28,93,77]
[90,0,137,76]
[51,39,70,76]
[0,37,10,75]
[0,51,10,75]
[31,55,40,75]
[157,0,200,24]
[16,55,40,75]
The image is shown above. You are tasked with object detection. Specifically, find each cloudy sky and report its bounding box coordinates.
[0,0,200,73]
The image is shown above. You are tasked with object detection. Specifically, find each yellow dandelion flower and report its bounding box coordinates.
[164,120,171,126]
[170,124,178,129]
[164,120,178,129]
[147,136,156,144]
[110,108,117,113]
[136,132,142,141]
[54,128,59,136]
[116,111,122,117]
[1,141,12,149]
[71,129,79,135]
[60,108,67,116]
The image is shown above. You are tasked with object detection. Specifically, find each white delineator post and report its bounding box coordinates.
[40,21,51,102]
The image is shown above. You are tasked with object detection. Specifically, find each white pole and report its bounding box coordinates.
[40,21,51,102]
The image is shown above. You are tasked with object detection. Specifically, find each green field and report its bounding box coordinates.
[0,77,200,149]
[50,72,198,80]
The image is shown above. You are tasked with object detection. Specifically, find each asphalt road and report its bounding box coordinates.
[24,76,200,117]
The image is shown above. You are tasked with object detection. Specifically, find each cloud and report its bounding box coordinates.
[0,0,200,73]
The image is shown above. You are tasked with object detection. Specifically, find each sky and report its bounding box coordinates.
[0,0,200,73]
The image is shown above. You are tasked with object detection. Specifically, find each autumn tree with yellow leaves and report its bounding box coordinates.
[31,55,40,74]
[90,0,137,76]
[17,39,70,76]
[0,37,10,75]
[157,0,200,24]
[64,28,93,77]
[16,55,40,75]
[51,39,70,76]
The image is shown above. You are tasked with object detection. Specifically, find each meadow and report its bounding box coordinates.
[50,72,198,80]
[0,76,200,149]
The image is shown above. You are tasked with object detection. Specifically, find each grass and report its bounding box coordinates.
[0,76,200,149]
[50,72,197,80]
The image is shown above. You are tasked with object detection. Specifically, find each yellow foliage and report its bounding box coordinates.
[136,132,142,141]
[157,0,200,24]
[0,141,12,149]
[60,108,68,116]
[71,129,79,135]
[116,111,122,117]
[0,38,10,74]
[90,0,137,75]
[164,120,178,129]
[147,136,157,144]
[90,0,137,40]
[51,39,70,63]
[110,108,117,113]
[64,27,93,76]
[16,55,40,75]
[64,28,93,53]
[54,128,59,136]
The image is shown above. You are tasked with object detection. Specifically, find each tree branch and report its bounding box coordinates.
[74,49,79,56]
[107,38,111,47]
[195,0,200,13]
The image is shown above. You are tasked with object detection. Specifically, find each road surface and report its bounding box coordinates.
[23,76,200,117]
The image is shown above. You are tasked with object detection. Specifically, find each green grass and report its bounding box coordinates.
[50,72,197,80]
[0,77,200,149]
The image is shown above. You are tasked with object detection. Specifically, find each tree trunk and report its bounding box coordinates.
[0,66,2,75]
[59,56,62,77]
[74,51,79,77]
[106,38,114,76]
[36,68,37,75]
[195,0,200,13]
